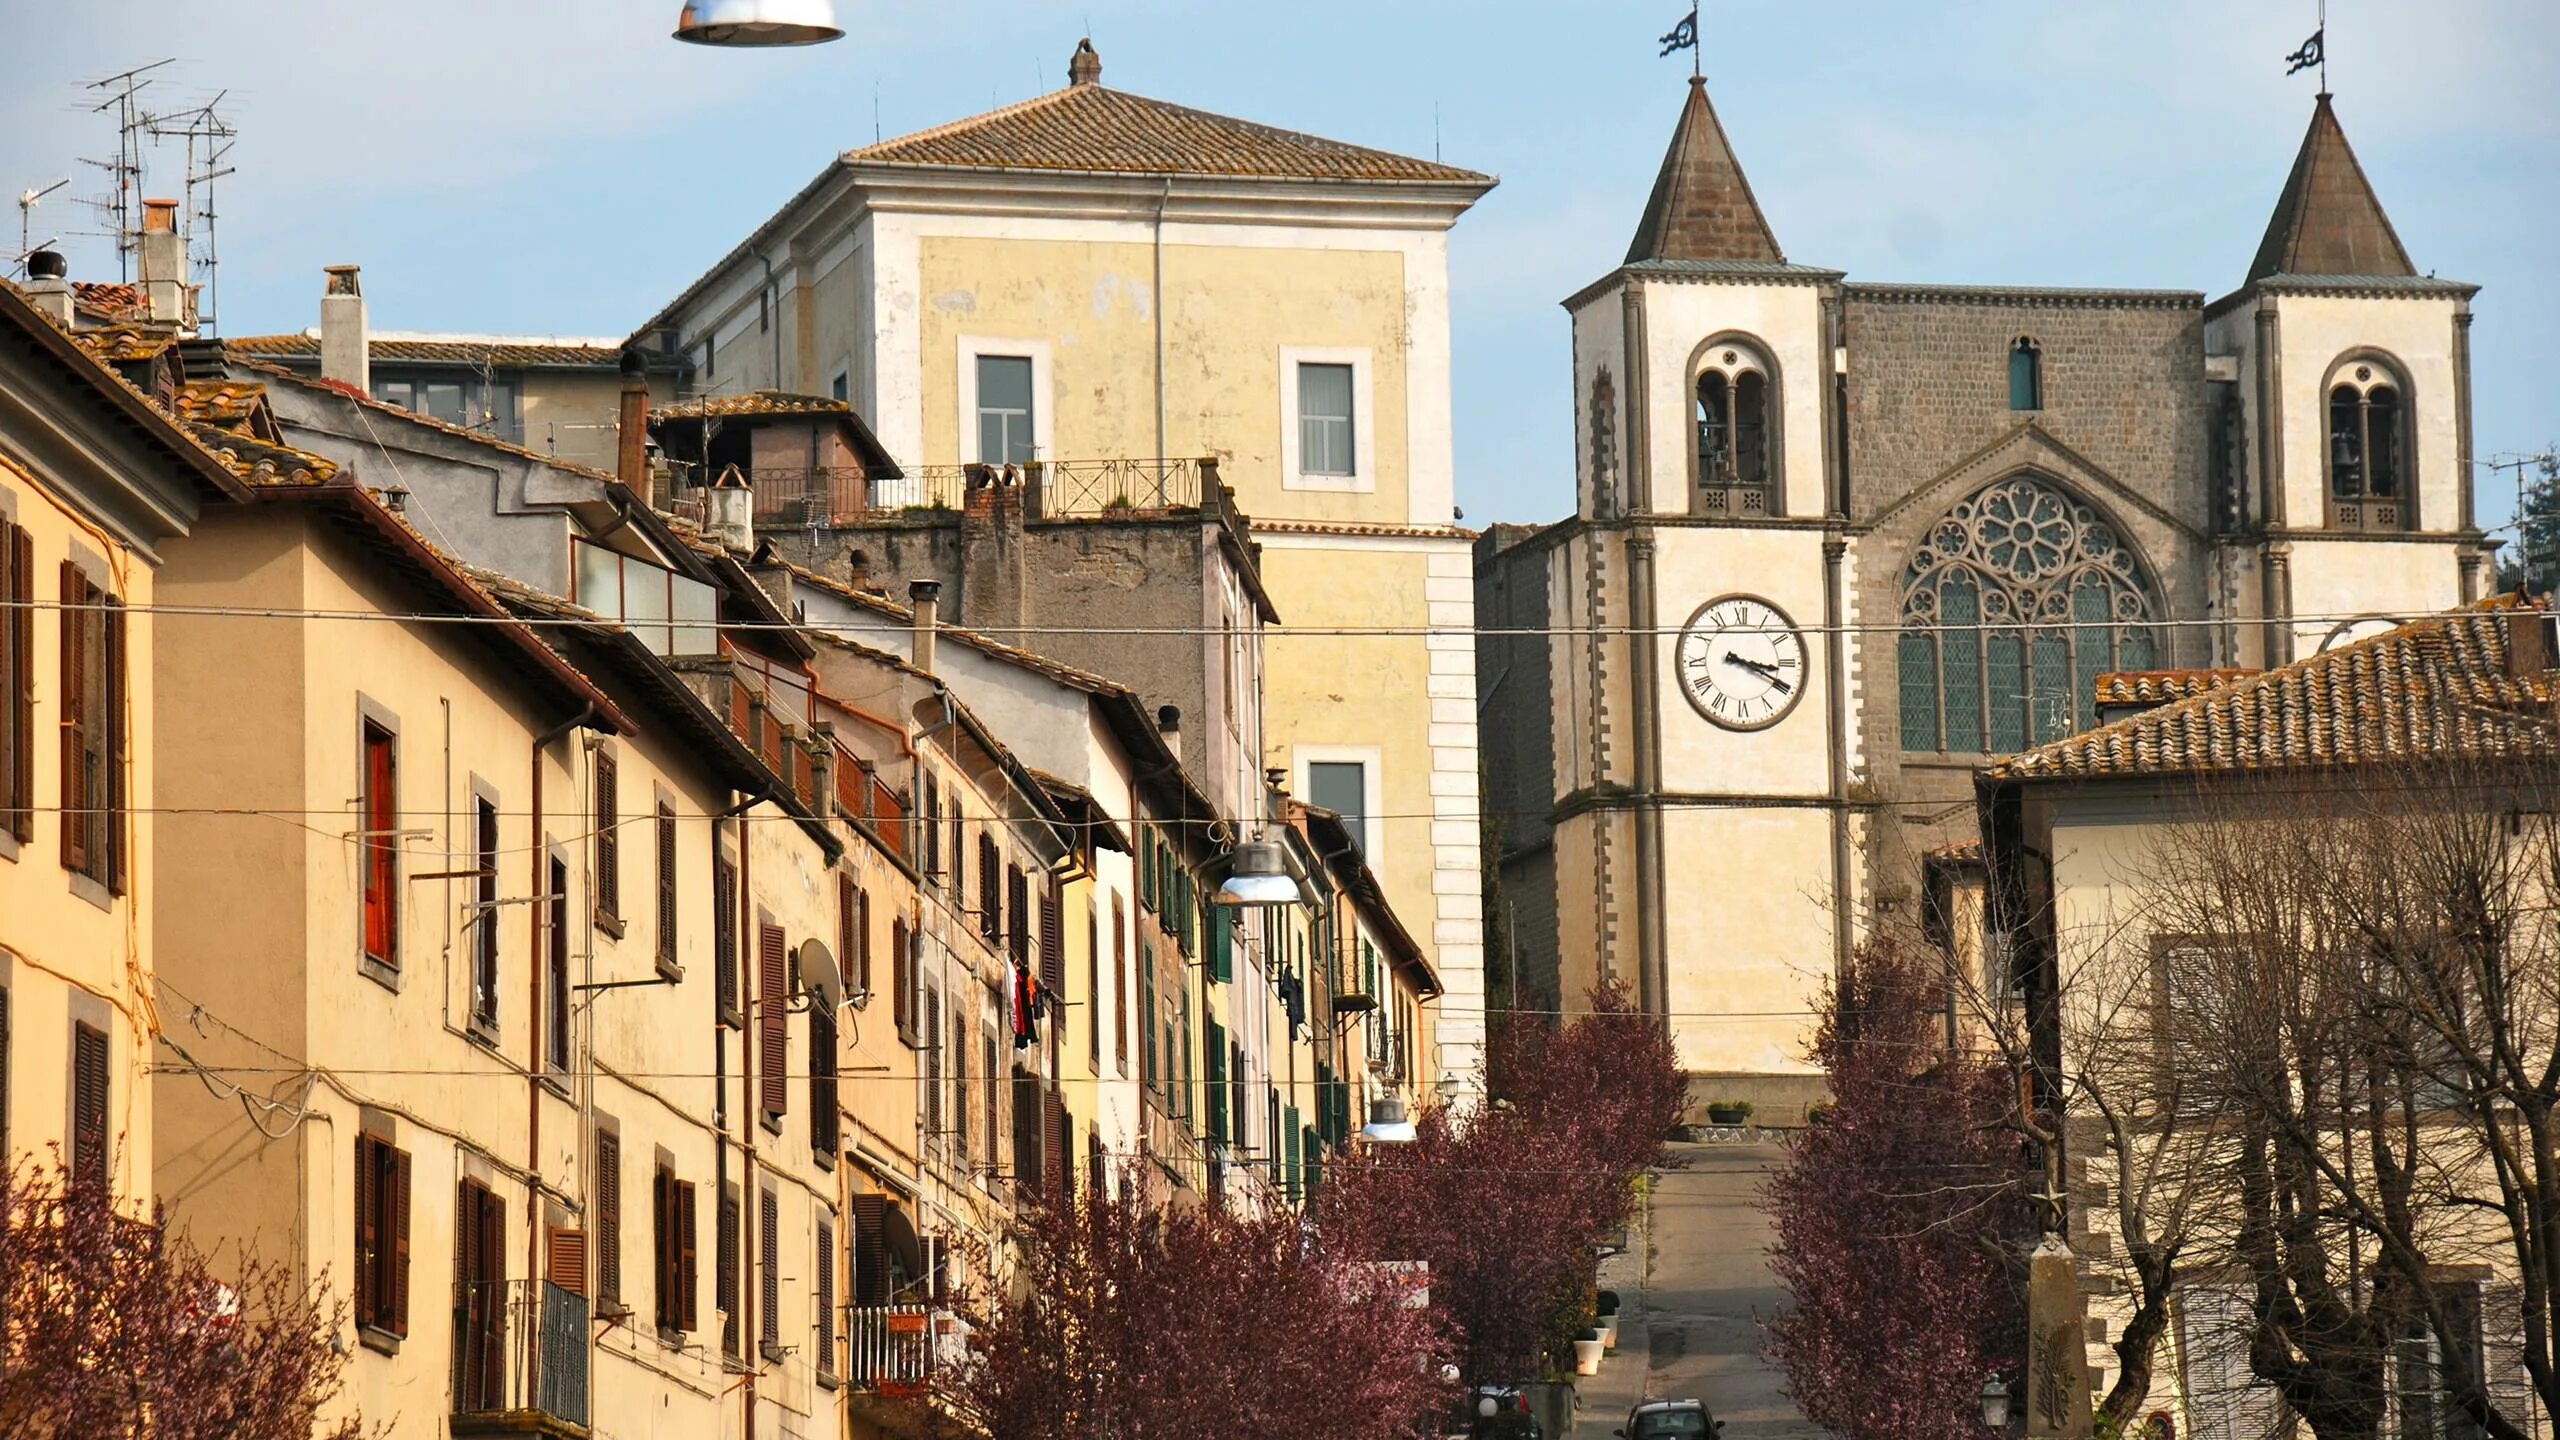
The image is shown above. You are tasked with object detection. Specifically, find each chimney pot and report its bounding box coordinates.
[1156,704,1181,734]
[20,249,72,327]
[24,249,67,281]
[1068,37,1101,86]
[136,200,192,331]
[142,198,179,234]
[615,348,651,497]
[704,463,756,552]
[909,580,942,675]
[320,265,369,394]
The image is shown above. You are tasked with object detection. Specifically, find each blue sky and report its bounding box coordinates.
[6,1,2553,528]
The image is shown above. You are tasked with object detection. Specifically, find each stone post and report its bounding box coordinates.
[2024,1234,2093,1438]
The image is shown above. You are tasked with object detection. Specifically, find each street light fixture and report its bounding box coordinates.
[1360,1096,1417,1144]
[1979,1375,2012,1431]
[1214,838,1298,907]
[672,0,843,47]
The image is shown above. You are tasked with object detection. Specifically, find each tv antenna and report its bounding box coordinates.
[16,178,69,270]
[147,91,237,329]
[79,59,174,281]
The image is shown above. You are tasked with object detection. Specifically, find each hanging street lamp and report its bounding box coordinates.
[672,0,843,47]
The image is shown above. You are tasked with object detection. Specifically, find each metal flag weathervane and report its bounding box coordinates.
[1660,3,1701,77]
[2285,0,2327,90]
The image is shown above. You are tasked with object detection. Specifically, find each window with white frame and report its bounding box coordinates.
[976,355,1035,466]
[1307,761,1367,857]
[1297,363,1356,477]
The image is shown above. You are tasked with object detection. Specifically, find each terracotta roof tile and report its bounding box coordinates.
[227,333,623,368]
[2092,669,2260,707]
[844,78,1489,185]
[182,422,341,486]
[72,282,145,323]
[175,379,271,430]
[655,390,852,421]
[1992,599,2558,783]
[71,327,177,365]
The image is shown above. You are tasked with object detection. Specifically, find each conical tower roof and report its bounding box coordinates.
[1625,76,1783,265]
[2246,94,2416,282]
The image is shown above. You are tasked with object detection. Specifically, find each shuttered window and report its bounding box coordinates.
[0,519,30,842]
[471,798,500,1031]
[359,721,397,966]
[1205,1018,1228,1146]
[815,1215,839,1380]
[1006,865,1031,969]
[595,1130,623,1307]
[924,986,945,1139]
[921,773,940,879]
[593,751,620,924]
[1086,898,1101,1071]
[840,876,870,997]
[717,1185,741,1357]
[983,1030,1000,1177]
[1208,905,1233,984]
[1042,1088,1068,1202]
[57,564,123,892]
[1139,944,1157,1090]
[352,1133,411,1336]
[1039,878,1063,1001]
[759,923,788,1123]
[0,987,11,1166]
[758,1189,781,1351]
[892,916,914,1043]
[852,1193,889,1307]
[714,850,740,1024]
[1011,1070,1042,1197]
[810,983,840,1159]
[951,1000,970,1161]
[455,1179,506,1409]
[548,855,571,1072]
[1114,898,1130,1077]
[71,1022,108,1191]
[977,835,1001,944]
[655,804,678,971]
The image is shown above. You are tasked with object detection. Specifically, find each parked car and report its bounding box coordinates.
[1617,1398,1720,1437]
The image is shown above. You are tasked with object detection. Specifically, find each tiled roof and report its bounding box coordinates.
[1625,77,1783,265]
[230,356,623,485]
[175,379,271,431]
[2093,669,2260,707]
[655,390,852,421]
[2246,94,2415,283]
[844,73,1489,185]
[72,327,177,364]
[227,332,624,368]
[1990,599,2559,782]
[1253,517,1477,542]
[182,422,341,485]
[72,282,144,323]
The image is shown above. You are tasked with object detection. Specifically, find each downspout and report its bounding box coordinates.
[530,703,596,1342]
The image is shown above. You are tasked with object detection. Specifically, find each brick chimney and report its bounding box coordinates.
[19,249,73,327]
[909,580,941,675]
[2506,605,2558,680]
[136,199,192,330]
[1068,38,1101,87]
[615,350,650,494]
[321,266,369,393]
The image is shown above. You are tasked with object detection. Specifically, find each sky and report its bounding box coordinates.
[4,1,2553,529]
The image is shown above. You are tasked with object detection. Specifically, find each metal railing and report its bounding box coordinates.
[451,1280,589,1432]
[847,1304,967,1394]
[671,457,1216,529]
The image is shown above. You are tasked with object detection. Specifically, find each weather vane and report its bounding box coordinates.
[1659,3,1701,79]
[2284,0,2328,93]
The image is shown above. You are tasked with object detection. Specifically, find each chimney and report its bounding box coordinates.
[321,265,369,393]
[615,349,650,495]
[1068,38,1102,87]
[2506,605,2558,680]
[908,580,941,674]
[137,199,192,330]
[704,463,755,553]
[1156,704,1182,751]
[20,249,73,328]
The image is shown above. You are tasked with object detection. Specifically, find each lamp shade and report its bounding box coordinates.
[1360,1096,1417,1144]
[673,0,843,46]
[1215,839,1298,907]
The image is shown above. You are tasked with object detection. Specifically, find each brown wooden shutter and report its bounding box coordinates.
[389,1146,412,1336]
[923,988,943,1137]
[656,807,677,964]
[891,917,912,1036]
[1007,865,1030,968]
[594,751,619,918]
[1040,879,1064,1000]
[71,1023,107,1190]
[811,997,839,1157]
[852,1194,888,1307]
[1043,1089,1067,1201]
[677,1180,700,1330]
[651,1167,671,1328]
[102,596,124,895]
[978,835,1001,942]
[759,923,788,1118]
[353,1136,380,1329]
[59,562,86,874]
[815,1216,837,1374]
[3,525,25,840]
[595,1132,622,1304]
[714,853,739,1021]
[857,888,873,994]
[547,1226,588,1296]
[758,1189,780,1347]
[717,1187,740,1356]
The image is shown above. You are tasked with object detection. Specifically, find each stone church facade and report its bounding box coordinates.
[1477,77,2491,1117]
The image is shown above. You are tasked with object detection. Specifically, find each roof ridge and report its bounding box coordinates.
[841,83,1082,161]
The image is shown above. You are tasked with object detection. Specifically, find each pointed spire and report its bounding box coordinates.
[1625,76,1784,266]
[2246,93,2416,283]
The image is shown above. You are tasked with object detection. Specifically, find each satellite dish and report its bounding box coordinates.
[795,938,843,1013]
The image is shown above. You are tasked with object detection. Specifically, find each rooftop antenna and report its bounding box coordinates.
[80,59,174,282]
[17,177,69,265]
[872,80,881,143]
[147,91,237,330]
[1433,101,1442,163]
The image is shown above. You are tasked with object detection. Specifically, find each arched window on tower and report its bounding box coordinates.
[1896,475,2160,755]
[1589,366,1620,517]
[1693,340,1776,516]
[2325,358,2412,530]
[2008,337,2043,411]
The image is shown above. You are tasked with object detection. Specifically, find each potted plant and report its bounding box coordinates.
[1705,1099,1754,1126]
[1573,1327,1606,1376]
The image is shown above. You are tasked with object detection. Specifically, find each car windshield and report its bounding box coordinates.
[1633,1412,1709,1438]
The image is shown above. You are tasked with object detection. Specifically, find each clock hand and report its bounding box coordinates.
[1721,653,1795,695]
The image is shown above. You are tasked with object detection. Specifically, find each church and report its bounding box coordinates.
[1475,72,2490,1118]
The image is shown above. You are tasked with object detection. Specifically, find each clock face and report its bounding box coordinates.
[1676,594,1807,732]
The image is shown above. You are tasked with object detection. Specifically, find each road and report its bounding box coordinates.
[1574,1140,1824,1438]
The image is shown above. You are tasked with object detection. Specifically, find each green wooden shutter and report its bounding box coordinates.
[1204,1019,1228,1146]
[1208,906,1233,984]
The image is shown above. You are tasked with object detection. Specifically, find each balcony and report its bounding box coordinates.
[674,457,1219,530]
[451,1280,590,1438]
[846,1304,967,1397]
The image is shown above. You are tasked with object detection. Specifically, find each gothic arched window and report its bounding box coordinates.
[2008,337,2043,411]
[2326,357,2412,531]
[1897,475,2160,754]
[1693,339,1775,516]
[1589,366,1620,517]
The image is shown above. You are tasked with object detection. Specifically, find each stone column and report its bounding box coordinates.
[2024,1235,2093,1439]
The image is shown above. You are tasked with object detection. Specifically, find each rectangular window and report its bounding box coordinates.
[1140,943,1157,1090]
[655,804,678,973]
[924,986,944,1140]
[978,835,1002,944]
[841,877,870,998]
[1011,1069,1043,1198]
[815,1214,839,1381]
[360,721,398,966]
[975,355,1035,466]
[352,1133,411,1337]
[1007,864,1030,969]
[1307,761,1367,856]
[595,1130,623,1310]
[1087,899,1102,1073]
[594,751,620,926]
[811,979,840,1159]
[892,916,915,1044]
[718,1185,741,1358]
[71,1022,109,1191]
[759,923,788,1126]
[922,773,940,879]
[758,1188,781,1353]
[1040,877,1063,1000]
[471,797,500,1033]
[1298,362,1356,477]
[983,1031,1000,1179]
[1,518,29,843]
[653,1162,699,1334]
[59,567,124,892]
[715,849,741,1025]
[952,999,971,1162]
[1115,899,1131,1078]
[548,855,571,1072]
[455,1179,506,1408]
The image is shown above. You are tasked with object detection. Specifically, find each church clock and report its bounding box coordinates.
[1676,594,1807,732]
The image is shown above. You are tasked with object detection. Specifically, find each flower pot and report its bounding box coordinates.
[1599,1316,1621,1352]
[1706,1105,1751,1126]
[1573,1337,1606,1376]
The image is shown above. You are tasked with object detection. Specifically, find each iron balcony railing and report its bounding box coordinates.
[672,457,1217,529]
[451,1279,589,1434]
[846,1304,969,1395]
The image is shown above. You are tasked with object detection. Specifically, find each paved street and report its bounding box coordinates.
[1575,1140,1823,1439]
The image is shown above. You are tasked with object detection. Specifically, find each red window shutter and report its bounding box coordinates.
[677,1180,700,1330]
[58,562,86,873]
[390,1146,412,1336]
[353,1136,380,1329]
[596,1132,622,1304]
[759,923,788,1118]
[594,752,619,919]
[361,726,398,965]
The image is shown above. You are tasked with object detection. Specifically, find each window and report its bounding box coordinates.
[456,1179,506,1407]
[975,355,1035,466]
[352,1133,411,1338]
[759,923,788,1127]
[952,999,971,1162]
[1297,363,1355,477]
[374,374,520,444]
[815,1214,839,1382]
[1041,877,1063,1001]
[715,846,741,1026]
[1087,898,1102,1071]
[594,751,620,927]
[717,1184,741,1358]
[2328,359,2413,530]
[653,1161,698,1334]
[1140,943,1157,1090]
[57,563,124,892]
[924,986,944,1140]
[1113,897,1130,1076]
[892,916,915,1044]
[0,987,12,1164]
[811,972,840,1159]
[1693,343,1774,512]
[595,1130,623,1311]
[978,835,1002,944]
[922,773,941,879]
[359,720,397,967]
[1307,761,1368,856]
[983,1030,1000,1176]
[829,368,850,403]
[1007,864,1031,969]
[1,517,29,843]
[2009,337,2043,411]
[841,877,871,999]
[2393,1284,2485,1439]
[71,1022,108,1191]
[758,1188,782,1355]
[472,797,499,1033]
[1012,1069,1043,1197]
[548,855,571,1072]
[1896,475,2161,754]
[1588,366,1620,517]
[655,804,678,974]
